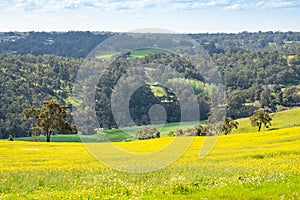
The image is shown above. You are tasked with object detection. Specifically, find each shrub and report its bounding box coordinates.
[194,125,208,136]
[8,135,14,141]
[168,131,176,137]
[175,129,184,136]
[168,125,209,137]
[27,136,41,142]
[184,125,209,136]
[135,126,160,140]
[184,128,199,136]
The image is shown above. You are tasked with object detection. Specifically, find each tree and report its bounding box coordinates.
[23,100,70,142]
[249,108,272,132]
[282,86,300,106]
[260,86,272,108]
[222,117,239,135]
[227,89,246,118]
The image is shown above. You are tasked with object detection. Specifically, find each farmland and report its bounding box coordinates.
[13,120,204,142]
[1,123,300,199]
[1,31,300,199]
[95,48,170,60]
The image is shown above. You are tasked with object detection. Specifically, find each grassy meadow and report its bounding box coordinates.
[95,48,170,61]
[13,121,204,142]
[232,108,300,133]
[1,109,300,199]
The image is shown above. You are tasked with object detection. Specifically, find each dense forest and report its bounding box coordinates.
[0,31,300,138]
[0,54,81,138]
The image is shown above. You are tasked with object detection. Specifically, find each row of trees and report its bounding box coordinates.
[0,31,111,58]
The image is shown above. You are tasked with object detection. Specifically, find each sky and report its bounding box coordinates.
[0,0,300,33]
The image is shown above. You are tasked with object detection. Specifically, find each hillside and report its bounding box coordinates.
[0,31,112,58]
[1,32,300,138]
[233,108,300,133]
[10,108,300,142]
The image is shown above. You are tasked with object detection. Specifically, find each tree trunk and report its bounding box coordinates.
[46,131,51,142]
[258,123,262,132]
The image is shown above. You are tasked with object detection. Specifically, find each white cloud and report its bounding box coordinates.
[94,1,145,11]
[5,0,238,13]
[6,0,164,12]
[256,0,299,9]
[5,0,300,13]
[223,3,247,10]
[173,0,231,10]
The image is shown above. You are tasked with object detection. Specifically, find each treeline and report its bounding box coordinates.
[1,31,300,58]
[191,31,300,53]
[218,49,300,118]
[0,31,112,58]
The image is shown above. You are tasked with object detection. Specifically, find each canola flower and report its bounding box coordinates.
[0,126,300,199]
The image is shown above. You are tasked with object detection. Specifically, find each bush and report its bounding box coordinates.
[184,128,199,136]
[8,135,14,141]
[175,129,184,136]
[184,125,209,136]
[167,125,208,137]
[27,136,41,142]
[194,125,208,136]
[168,131,176,137]
[135,126,160,140]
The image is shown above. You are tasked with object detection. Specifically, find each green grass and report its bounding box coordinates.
[95,53,115,60]
[151,85,167,97]
[129,48,169,59]
[160,121,205,134]
[12,121,204,142]
[13,131,134,143]
[103,121,205,137]
[95,48,170,61]
[176,176,300,200]
[232,108,300,133]
[14,134,83,142]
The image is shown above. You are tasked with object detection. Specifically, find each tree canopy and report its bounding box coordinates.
[250,109,272,132]
[23,100,73,142]
[222,117,239,135]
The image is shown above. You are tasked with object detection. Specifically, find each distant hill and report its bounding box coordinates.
[0,31,113,58]
[1,31,300,58]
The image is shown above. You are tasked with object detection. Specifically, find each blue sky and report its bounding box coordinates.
[0,0,300,33]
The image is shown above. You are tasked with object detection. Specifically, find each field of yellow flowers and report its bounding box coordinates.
[1,126,300,199]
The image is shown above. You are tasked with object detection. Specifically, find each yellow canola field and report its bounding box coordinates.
[1,126,300,199]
